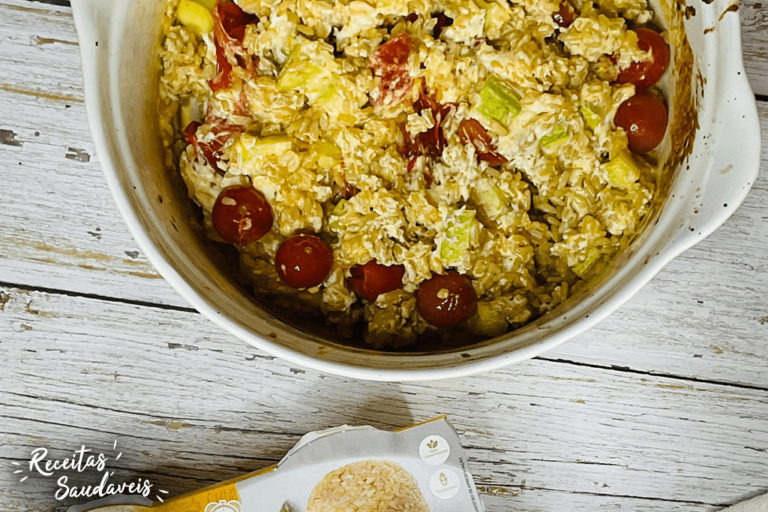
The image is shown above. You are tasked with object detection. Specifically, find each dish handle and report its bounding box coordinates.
[671,72,761,250]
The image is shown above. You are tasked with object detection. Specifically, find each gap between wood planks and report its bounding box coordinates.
[27,0,70,6]
[4,277,768,393]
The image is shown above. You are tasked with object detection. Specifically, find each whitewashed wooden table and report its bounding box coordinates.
[1,1,767,510]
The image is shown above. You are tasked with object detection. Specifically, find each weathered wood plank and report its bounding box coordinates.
[1,286,765,510]
[741,0,768,95]
[0,91,188,307]
[0,0,83,103]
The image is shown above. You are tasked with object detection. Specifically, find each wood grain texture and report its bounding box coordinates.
[741,0,768,95]
[1,286,765,511]
[0,87,188,308]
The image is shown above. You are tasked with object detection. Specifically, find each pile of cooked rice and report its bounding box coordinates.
[158,0,662,348]
[307,460,429,512]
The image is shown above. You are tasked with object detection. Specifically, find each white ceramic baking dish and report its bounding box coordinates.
[71,0,760,381]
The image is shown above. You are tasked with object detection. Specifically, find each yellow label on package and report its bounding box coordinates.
[68,417,484,512]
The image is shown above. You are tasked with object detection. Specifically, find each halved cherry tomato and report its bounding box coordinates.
[348,260,406,302]
[614,91,668,153]
[553,1,577,28]
[212,186,273,245]
[457,118,508,166]
[616,28,670,88]
[275,234,333,289]
[416,272,477,328]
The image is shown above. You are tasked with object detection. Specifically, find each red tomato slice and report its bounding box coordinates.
[183,121,201,146]
[212,186,273,245]
[457,118,508,166]
[406,156,419,173]
[370,33,412,72]
[210,2,259,92]
[616,28,670,88]
[377,68,414,107]
[348,260,406,302]
[218,2,258,42]
[210,40,234,92]
[183,120,243,175]
[415,120,447,158]
[401,86,455,159]
[275,234,333,289]
[553,1,577,28]
[416,272,477,328]
[614,91,668,153]
[342,179,359,200]
[369,34,414,106]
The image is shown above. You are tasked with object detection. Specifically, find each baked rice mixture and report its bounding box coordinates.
[158,0,667,348]
[307,460,429,512]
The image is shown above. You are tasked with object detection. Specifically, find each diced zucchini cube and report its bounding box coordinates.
[572,247,601,277]
[540,123,569,148]
[193,0,217,9]
[328,199,347,231]
[277,45,325,91]
[472,300,508,336]
[277,39,344,107]
[476,75,521,127]
[313,141,341,169]
[482,1,512,36]
[580,102,602,130]
[605,150,641,189]
[473,182,509,220]
[237,134,293,162]
[439,209,477,266]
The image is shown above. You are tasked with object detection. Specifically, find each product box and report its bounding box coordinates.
[69,416,484,512]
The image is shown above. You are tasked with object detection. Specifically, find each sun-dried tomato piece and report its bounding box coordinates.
[402,85,455,159]
[431,12,454,38]
[457,118,508,166]
[342,179,360,199]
